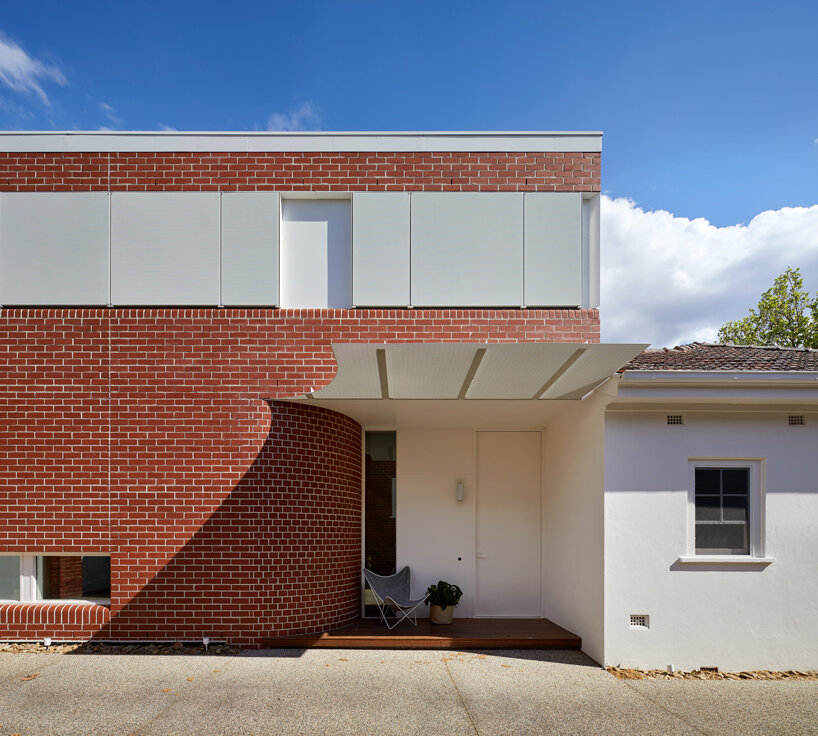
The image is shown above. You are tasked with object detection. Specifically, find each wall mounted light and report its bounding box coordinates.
[456,481,464,503]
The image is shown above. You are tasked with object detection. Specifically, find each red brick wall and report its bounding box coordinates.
[0,151,600,193]
[0,307,599,645]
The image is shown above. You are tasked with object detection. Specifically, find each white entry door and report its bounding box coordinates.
[475,431,542,617]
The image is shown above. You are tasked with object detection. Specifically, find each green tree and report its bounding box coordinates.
[717,267,818,348]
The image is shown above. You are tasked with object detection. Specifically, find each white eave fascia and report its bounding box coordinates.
[613,370,818,406]
[618,370,818,387]
[0,130,603,153]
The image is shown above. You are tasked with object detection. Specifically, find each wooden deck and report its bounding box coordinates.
[261,617,581,650]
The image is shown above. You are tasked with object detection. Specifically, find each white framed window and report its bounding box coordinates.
[0,554,110,604]
[687,460,764,558]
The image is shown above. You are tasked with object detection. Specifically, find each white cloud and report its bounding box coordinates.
[601,196,818,348]
[98,102,123,126]
[157,123,176,131]
[266,102,321,131]
[0,33,66,105]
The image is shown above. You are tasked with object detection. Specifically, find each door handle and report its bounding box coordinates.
[477,553,488,558]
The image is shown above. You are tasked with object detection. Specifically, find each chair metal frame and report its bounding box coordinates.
[363,566,428,630]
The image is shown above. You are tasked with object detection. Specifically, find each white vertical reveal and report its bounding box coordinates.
[583,193,600,309]
[280,199,351,308]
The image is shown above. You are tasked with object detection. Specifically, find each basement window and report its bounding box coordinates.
[0,555,110,604]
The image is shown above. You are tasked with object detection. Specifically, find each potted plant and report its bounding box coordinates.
[426,580,463,625]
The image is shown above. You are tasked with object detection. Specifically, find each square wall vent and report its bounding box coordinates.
[666,415,684,425]
[788,415,805,426]
[630,614,649,629]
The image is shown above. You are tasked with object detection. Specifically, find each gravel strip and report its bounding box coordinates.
[608,666,818,681]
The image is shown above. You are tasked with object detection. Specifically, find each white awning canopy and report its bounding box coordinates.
[305,342,648,401]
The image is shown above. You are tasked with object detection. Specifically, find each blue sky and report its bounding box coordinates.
[1,1,817,345]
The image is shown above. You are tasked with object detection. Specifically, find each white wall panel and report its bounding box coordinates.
[221,192,279,305]
[352,193,410,306]
[280,199,351,308]
[111,193,219,305]
[410,193,523,306]
[0,193,109,305]
[524,192,582,306]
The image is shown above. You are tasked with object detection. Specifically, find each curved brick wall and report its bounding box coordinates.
[262,402,362,636]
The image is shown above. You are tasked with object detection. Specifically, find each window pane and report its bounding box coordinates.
[36,556,111,600]
[723,495,749,521]
[695,468,721,494]
[722,468,749,494]
[695,495,721,521]
[0,556,20,600]
[696,523,749,554]
[82,557,111,598]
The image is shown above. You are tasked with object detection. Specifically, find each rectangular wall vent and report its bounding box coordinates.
[630,614,649,629]
[666,415,684,425]
[788,415,805,426]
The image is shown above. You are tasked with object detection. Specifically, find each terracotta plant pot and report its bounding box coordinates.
[430,604,454,625]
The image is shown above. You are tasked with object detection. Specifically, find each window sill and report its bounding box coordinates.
[676,556,773,566]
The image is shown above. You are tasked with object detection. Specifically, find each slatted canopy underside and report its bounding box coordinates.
[306,342,648,401]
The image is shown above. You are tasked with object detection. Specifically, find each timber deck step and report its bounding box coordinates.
[261,617,581,650]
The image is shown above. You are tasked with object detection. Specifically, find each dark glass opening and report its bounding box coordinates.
[364,431,396,616]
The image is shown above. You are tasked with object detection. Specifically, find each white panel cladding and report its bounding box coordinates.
[220,192,279,305]
[280,199,351,308]
[524,192,582,306]
[110,192,220,305]
[352,192,410,306]
[0,192,109,305]
[410,193,523,306]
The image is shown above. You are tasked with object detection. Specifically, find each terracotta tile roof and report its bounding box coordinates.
[622,342,818,372]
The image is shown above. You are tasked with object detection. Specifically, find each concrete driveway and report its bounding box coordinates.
[1,648,816,735]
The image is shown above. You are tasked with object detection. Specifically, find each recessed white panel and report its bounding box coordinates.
[352,192,410,306]
[385,344,477,399]
[0,193,109,305]
[280,199,351,308]
[524,193,582,306]
[221,192,279,305]
[410,193,523,306]
[111,193,220,305]
[466,343,585,399]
